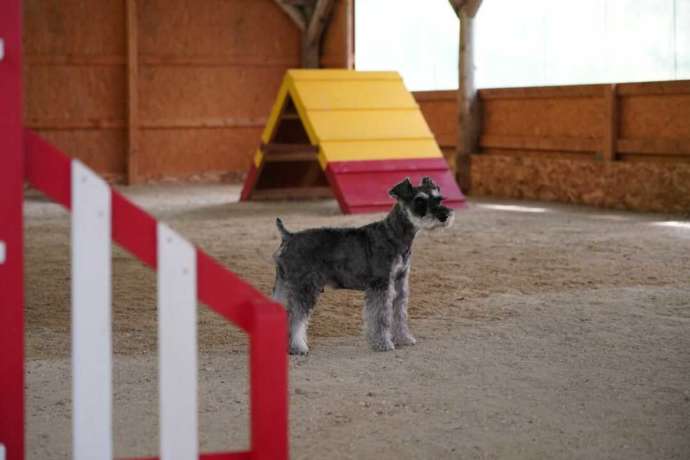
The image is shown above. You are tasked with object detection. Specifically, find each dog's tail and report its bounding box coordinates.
[276,217,292,240]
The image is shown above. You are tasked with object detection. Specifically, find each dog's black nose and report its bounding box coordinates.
[438,210,449,222]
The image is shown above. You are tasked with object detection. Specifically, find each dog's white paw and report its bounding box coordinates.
[370,338,396,352]
[289,344,309,356]
[393,334,417,347]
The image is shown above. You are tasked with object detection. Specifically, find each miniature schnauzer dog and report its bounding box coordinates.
[272,177,454,354]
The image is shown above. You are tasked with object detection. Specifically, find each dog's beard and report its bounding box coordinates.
[405,208,453,231]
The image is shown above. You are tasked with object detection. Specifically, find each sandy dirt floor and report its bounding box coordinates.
[23,184,690,459]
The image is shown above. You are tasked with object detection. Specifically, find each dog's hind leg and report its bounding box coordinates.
[364,282,395,352]
[272,270,289,306]
[392,270,416,347]
[286,283,319,355]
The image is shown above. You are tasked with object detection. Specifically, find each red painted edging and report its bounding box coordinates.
[196,251,267,333]
[0,2,25,458]
[25,131,72,208]
[240,162,258,201]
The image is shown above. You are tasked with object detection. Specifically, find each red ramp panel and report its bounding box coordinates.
[326,158,466,214]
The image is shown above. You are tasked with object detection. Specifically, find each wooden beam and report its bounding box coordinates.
[126,0,139,184]
[602,84,618,161]
[479,84,607,99]
[273,0,306,31]
[617,138,690,156]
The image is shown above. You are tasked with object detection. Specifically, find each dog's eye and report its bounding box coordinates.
[413,196,427,215]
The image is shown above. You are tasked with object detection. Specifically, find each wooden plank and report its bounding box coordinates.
[158,224,198,460]
[140,117,267,129]
[71,160,113,460]
[413,90,456,102]
[479,84,607,100]
[26,119,126,130]
[293,80,417,110]
[617,138,690,156]
[26,55,126,66]
[261,143,319,154]
[126,0,139,184]
[617,80,690,96]
[263,152,317,162]
[139,55,297,67]
[0,1,25,457]
[260,143,319,164]
[480,135,599,153]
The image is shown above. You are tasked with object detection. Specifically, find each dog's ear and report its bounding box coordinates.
[389,178,415,200]
[421,176,439,191]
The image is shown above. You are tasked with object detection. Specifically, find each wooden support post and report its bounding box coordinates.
[602,84,618,161]
[450,0,482,192]
[274,0,336,68]
[0,1,25,458]
[303,0,336,68]
[126,0,139,184]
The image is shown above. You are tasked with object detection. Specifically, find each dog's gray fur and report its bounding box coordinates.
[272,177,454,354]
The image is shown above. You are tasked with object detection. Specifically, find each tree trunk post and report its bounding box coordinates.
[451,0,482,192]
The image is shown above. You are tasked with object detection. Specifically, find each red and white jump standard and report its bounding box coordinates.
[0,2,288,459]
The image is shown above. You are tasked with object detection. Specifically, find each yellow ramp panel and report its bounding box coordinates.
[292,80,418,110]
[287,69,400,81]
[309,110,434,143]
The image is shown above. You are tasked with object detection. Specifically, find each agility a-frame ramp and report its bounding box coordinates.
[241,70,466,214]
[0,3,288,459]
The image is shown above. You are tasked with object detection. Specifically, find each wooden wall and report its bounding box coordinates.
[415,80,690,213]
[24,0,352,183]
[414,91,458,170]
[24,0,128,182]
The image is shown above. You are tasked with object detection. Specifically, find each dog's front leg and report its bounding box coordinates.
[364,283,395,352]
[392,269,416,347]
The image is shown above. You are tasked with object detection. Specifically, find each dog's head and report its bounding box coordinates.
[389,177,454,230]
